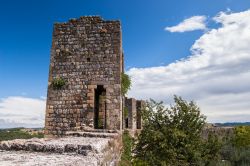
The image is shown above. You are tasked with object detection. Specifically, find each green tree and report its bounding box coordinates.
[233,126,250,148]
[201,133,222,165]
[133,96,218,166]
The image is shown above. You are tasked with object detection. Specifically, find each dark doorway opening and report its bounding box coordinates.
[94,85,106,129]
[125,118,129,128]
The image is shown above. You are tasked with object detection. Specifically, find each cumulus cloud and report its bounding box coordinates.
[165,15,207,32]
[128,9,250,122]
[0,96,45,128]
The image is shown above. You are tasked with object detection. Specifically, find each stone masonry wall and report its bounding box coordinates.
[125,98,137,130]
[125,98,145,130]
[136,100,145,129]
[45,16,123,136]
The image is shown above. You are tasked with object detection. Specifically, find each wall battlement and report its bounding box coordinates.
[124,97,145,131]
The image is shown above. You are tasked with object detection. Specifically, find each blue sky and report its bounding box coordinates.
[0,0,249,98]
[1,0,250,127]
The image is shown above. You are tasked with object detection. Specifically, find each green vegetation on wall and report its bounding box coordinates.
[124,107,129,118]
[51,77,66,90]
[121,73,131,96]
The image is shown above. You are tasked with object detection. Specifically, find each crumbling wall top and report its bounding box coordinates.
[54,16,120,26]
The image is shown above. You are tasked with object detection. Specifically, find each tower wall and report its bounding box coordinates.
[45,16,123,136]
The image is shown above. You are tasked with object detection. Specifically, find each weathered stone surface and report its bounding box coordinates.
[64,144,78,153]
[65,131,119,138]
[0,132,122,166]
[0,136,111,155]
[45,16,124,136]
[125,98,137,130]
[0,150,98,166]
[136,100,145,129]
[124,98,145,130]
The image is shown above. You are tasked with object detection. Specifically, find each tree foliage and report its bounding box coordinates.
[121,73,131,96]
[233,126,250,148]
[133,96,221,166]
[216,126,250,165]
[201,133,222,165]
[220,144,250,166]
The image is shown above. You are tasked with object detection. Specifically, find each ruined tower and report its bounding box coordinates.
[45,16,123,136]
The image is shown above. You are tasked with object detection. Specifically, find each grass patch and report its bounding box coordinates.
[119,130,133,166]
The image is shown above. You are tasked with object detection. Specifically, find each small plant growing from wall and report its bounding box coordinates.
[124,106,129,118]
[51,77,66,90]
[121,73,131,96]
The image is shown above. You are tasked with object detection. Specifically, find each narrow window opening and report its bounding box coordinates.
[125,118,129,128]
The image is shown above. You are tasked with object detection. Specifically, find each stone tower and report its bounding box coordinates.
[45,16,124,136]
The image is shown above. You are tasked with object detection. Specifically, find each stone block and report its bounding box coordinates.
[88,85,97,89]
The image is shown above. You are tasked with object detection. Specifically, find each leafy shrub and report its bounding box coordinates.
[133,96,222,166]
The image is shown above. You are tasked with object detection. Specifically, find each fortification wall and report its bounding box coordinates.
[124,98,145,132]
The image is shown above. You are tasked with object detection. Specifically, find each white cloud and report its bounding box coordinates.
[128,9,250,122]
[165,16,207,32]
[0,96,45,128]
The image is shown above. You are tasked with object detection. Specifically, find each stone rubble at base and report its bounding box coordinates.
[0,131,122,166]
